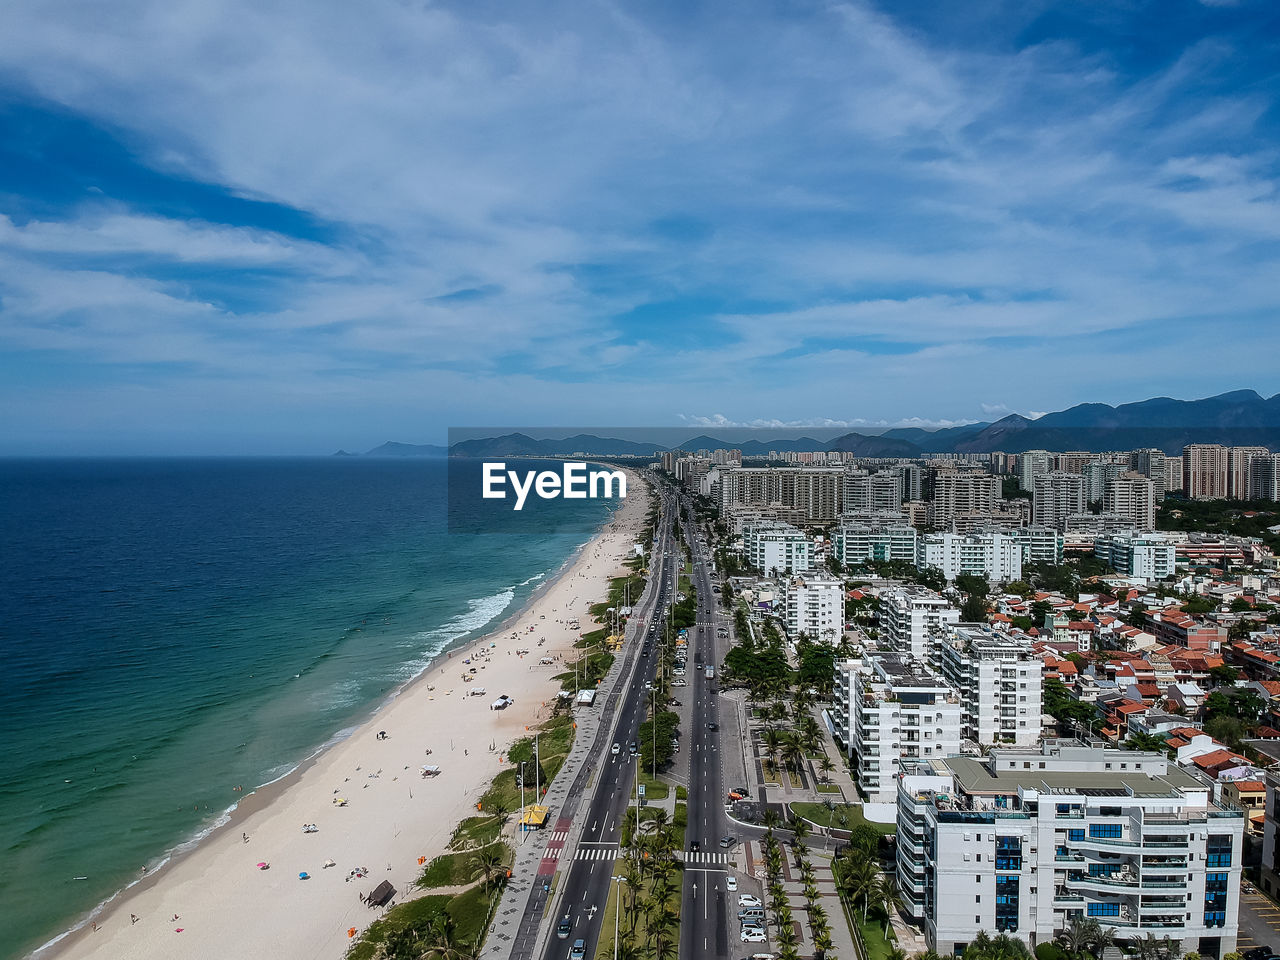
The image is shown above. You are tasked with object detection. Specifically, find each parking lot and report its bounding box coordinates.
[1238,887,1280,956]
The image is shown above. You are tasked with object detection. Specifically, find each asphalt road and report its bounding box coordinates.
[538,486,678,960]
[677,496,735,960]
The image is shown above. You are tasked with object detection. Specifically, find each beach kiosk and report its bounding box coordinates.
[366,880,395,908]
[518,804,550,832]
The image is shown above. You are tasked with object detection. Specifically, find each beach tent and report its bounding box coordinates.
[367,880,395,907]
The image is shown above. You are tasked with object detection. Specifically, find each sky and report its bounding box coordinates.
[1,0,1278,455]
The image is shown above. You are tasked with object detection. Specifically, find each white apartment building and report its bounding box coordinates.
[881,587,960,659]
[936,624,1044,747]
[849,654,962,801]
[1019,450,1053,492]
[743,522,814,575]
[919,531,1023,583]
[783,572,843,642]
[831,658,862,752]
[1094,532,1176,582]
[834,520,919,566]
[1105,472,1157,531]
[896,742,1245,958]
[1033,471,1086,530]
[1183,444,1230,500]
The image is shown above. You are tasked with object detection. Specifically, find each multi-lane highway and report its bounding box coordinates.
[676,495,738,960]
[534,483,680,960]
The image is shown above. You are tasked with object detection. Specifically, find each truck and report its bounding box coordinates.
[704,666,715,679]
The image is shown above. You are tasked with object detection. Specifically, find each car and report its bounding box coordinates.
[690,839,701,852]
[739,909,765,922]
[628,742,638,755]
[738,894,762,907]
[740,927,767,943]
[1244,951,1274,960]
[726,875,737,892]
[730,786,750,798]
[611,742,620,755]
[719,835,737,848]
[707,722,718,731]
[570,938,586,959]
[556,915,572,939]
[673,679,687,687]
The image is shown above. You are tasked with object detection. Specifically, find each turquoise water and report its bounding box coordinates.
[0,458,613,959]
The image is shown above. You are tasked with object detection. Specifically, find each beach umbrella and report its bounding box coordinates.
[299,871,310,880]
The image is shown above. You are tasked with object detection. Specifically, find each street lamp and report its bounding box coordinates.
[610,875,628,960]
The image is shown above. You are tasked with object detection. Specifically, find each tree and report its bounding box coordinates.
[471,845,505,889]
[876,874,903,936]
[1205,714,1246,751]
[1209,664,1240,687]
[961,593,989,623]
[1124,732,1169,754]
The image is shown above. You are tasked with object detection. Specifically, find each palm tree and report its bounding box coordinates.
[818,754,836,783]
[1055,916,1093,956]
[813,928,835,960]
[471,845,505,890]
[876,874,903,936]
[791,816,812,863]
[886,949,907,960]
[839,858,878,919]
[487,799,510,826]
[763,809,783,833]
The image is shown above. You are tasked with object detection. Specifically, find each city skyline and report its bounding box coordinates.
[2,0,1279,454]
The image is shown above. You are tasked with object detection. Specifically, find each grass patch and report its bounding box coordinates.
[857,913,897,960]
[638,771,669,800]
[348,884,501,960]
[448,815,504,851]
[480,715,578,812]
[347,894,454,960]
[417,842,511,888]
[448,881,502,948]
[673,801,688,834]
[675,785,687,801]
[816,782,843,794]
[790,801,896,835]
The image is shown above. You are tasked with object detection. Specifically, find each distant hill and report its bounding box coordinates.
[351,390,1280,460]
[363,441,449,457]
[954,390,1280,454]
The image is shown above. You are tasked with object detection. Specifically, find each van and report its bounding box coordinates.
[739,907,765,921]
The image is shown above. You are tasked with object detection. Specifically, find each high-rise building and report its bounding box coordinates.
[848,655,962,801]
[1033,471,1086,530]
[1129,448,1169,502]
[936,624,1043,747]
[929,469,1002,527]
[718,465,844,523]
[1182,444,1229,500]
[896,742,1245,956]
[1053,451,1095,474]
[919,531,1022,583]
[844,469,903,514]
[1019,450,1052,492]
[742,522,813,575]
[1083,461,1127,503]
[1166,457,1184,495]
[1229,446,1270,500]
[1104,472,1157,530]
[782,573,843,642]
[1249,454,1280,501]
[881,587,960,659]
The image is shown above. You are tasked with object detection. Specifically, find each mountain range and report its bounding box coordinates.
[343,389,1280,458]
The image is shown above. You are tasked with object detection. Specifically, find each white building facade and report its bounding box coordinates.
[743,522,814,575]
[936,625,1044,747]
[919,531,1023,583]
[897,742,1245,958]
[783,573,843,642]
[851,655,963,802]
[1094,533,1176,582]
[881,587,960,660]
[834,520,919,566]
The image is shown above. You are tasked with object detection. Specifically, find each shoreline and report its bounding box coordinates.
[32,473,650,960]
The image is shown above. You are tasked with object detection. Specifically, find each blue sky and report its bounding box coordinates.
[1,0,1278,454]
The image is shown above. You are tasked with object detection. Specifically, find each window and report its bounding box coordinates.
[1089,823,1122,839]
[1068,829,1084,842]
[1088,902,1121,917]
[976,895,981,902]
[1207,852,1232,868]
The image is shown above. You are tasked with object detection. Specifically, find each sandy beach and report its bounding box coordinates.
[38,475,650,960]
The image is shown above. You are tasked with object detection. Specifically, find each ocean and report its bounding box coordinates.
[0,457,615,959]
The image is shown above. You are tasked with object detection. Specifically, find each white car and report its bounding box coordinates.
[672,679,687,687]
[740,927,767,943]
[738,894,762,907]
[611,743,620,755]
[725,876,737,892]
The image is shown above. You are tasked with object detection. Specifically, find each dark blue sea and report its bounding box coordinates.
[0,458,614,959]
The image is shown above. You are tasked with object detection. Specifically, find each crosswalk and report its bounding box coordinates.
[542,844,734,865]
[547,830,569,842]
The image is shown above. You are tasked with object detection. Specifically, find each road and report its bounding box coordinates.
[535,483,679,960]
[677,495,737,960]
[1237,886,1280,956]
